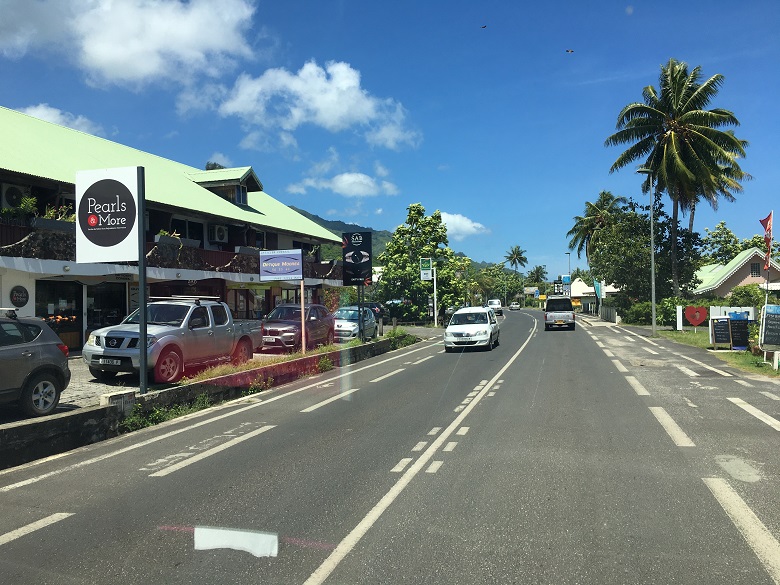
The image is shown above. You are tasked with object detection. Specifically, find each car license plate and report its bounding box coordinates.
[99,358,121,366]
[555,320,564,324]
[263,336,275,343]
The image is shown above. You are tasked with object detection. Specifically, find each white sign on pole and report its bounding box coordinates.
[76,167,141,263]
[420,257,433,281]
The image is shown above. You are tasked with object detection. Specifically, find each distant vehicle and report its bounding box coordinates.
[509,302,521,311]
[487,299,503,316]
[333,306,377,342]
[83,298,263,383]
[262,303,335,352]
[0,309,71,417]
[444,306,500,352]
[544,295,575,330]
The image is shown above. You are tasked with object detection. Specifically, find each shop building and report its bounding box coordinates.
[0,106,342,349]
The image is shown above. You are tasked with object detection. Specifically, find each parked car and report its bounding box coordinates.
[262,303,335,352]
[509,302,521,310]
[0,309,71,416]
[365,302,386,320]
[83,298,263,383]
[487,299,503,316]
[333,306,377,342]
[444,306,500,352]
[544,295,575,330]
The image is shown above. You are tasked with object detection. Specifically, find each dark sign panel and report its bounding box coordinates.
[9,285,28,308]
[710,317,731,346]
[342,232,372,286]
[730,319,749,350]
[761,305,780,350]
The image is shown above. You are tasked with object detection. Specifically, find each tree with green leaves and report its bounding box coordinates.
[377,203,457,321]
[567,191,627,265]
[605,58,748,296]
[504,245,528,305]
[571,267,593,286]
[527,265,548,286]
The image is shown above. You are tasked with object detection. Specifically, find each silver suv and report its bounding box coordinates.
[0,309,71,416]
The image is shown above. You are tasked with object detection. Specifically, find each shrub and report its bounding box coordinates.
[623,301,652,325]
[318,355,334,372]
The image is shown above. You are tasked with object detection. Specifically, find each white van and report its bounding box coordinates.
[487,299,503,316]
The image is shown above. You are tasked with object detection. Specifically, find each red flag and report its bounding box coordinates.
[760,211,773,241]
[760,212,773,270]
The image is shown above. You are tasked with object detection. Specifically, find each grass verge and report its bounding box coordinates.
[657,328,780,378]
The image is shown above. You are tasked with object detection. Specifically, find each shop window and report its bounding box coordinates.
[36,280,82,349]
[87,283,127,330]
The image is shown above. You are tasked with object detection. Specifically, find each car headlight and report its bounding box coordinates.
[87,334,100,347]
[146,336,158,348]
[475,329,488,336]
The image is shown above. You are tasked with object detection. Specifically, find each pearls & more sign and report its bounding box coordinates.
[76,167,142,263]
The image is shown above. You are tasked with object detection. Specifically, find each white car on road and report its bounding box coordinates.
[444,306,500,352]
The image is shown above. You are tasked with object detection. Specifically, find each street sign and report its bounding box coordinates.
[342,231,373,285]
[420,257,432,281]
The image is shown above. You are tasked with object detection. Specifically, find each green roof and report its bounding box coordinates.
[0,106,339,244]
[186,167,263,191]
[694,247,778,294]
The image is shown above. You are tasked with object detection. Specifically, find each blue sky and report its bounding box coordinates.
[1,0,778,279]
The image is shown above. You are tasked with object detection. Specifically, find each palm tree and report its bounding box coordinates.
[504,245,528,305]
[566,191,627,264]
[605,58,748,295]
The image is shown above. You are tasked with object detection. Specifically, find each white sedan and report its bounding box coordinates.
[444,307,500,352]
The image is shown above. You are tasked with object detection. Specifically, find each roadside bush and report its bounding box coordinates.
[318,355,334,372]
[623,301,652,325]
[120,393,212,433]
[657,297,687,326]
[385,327,417,350]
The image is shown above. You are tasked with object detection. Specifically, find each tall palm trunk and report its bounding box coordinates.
[688,202,696,233]
[671,198,680,296]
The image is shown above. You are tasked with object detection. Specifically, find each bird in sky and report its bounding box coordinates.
[481,25,487,28]
[565,49,574,53]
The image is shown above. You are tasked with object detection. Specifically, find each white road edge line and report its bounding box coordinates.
[626,376,650,396]
[703,477,780,583]
[677,353,732,377]
[760,391,780,401]
[303,320,538,585]
[301,389,361,412]
[149,425,275,477]
[0,513,74,546]
[674,364,700,377]
[612,359,628,373]
[648,407,695,447]
[727,398,780,431]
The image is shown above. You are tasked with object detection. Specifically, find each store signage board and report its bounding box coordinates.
[76,167,141,263]
[760,304,780,350]
[709,317,732,347]
[259,249,303,281]
[342,232,373,286]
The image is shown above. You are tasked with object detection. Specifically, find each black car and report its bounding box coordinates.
[261,303,335,351]
[0,309,71,416]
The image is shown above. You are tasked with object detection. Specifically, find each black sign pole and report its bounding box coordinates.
[137,167,147,395]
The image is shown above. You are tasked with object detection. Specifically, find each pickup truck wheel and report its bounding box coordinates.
[155,348,183,383]
[89,367,117,381]
[232,339,252,365]
[20,372,61,417]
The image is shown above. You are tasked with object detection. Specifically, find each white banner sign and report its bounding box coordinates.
[76,167,141,263]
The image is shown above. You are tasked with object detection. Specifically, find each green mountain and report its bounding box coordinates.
[290,206,393,260]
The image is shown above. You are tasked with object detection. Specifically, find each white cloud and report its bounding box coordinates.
[374,161,389,177]
[441,212,490,242]
[219,59,420,149]
[19,103,104,135]
[208,152,233,167]
[375,208,384,215]
[0,0,256,87]
[288,172,398,198]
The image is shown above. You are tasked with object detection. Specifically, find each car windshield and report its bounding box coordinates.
[334,309,359,321]
[266,306,302,321]
[124,304,189,326]
[449,312,488,325]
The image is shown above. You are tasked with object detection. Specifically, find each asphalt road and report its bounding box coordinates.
[1,311,780,584]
